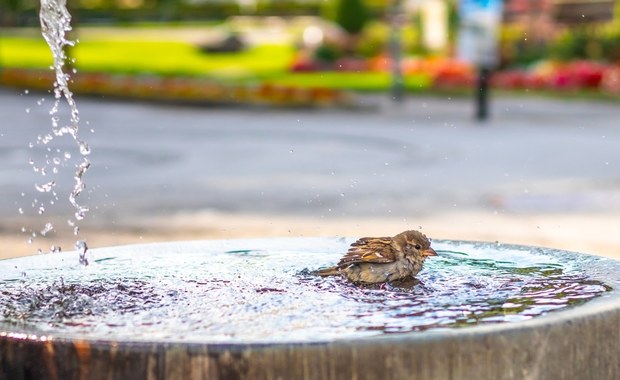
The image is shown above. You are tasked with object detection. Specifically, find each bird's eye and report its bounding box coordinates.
[414,244,421,250]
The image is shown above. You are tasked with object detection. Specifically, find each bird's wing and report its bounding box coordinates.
[337,237,396,267]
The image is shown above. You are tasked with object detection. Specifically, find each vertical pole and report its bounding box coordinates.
[0,29,3,74]
[0,12,6,74]
[388,0,404,103]
[476,66,490,121]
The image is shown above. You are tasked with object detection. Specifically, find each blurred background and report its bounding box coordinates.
[3,0,620,101]
[1,0,619,259]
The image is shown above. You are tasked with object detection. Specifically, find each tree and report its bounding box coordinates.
[334,0,369,36]
[1,0,23,26]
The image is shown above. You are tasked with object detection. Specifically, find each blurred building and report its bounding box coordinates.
[503,0,556,42]
[504,0,616,29]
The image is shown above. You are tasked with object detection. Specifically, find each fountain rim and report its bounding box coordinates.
[1,237,619,349]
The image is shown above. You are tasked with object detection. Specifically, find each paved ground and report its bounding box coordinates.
[1,88,619,258]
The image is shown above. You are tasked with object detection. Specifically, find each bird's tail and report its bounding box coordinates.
[314,266,340,277]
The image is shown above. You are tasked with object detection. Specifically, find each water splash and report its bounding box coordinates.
[0,240,611,343]
[75,240,89,266]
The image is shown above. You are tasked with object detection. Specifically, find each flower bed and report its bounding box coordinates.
[4,59,620,103]
[0,68,353,108]
[290,54,620,97]
[493,60,620,95]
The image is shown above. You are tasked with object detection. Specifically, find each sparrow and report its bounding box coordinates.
[317,230,437,284]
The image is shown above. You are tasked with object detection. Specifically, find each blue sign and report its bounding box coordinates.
[460,0,503,14]
[457,0,504,66]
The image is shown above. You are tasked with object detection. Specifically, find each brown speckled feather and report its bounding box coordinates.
[337,237,397,268]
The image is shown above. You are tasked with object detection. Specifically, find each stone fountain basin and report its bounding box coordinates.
[1,237,620,380]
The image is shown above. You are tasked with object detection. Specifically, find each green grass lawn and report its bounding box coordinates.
[0,36,295,78]
[269,71,431,92]
[0,37,54,68]
[0,34,432,92]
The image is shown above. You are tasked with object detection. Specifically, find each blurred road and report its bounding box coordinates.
[1,88,619,257]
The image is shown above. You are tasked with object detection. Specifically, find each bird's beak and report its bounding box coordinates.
[423,248,438,257]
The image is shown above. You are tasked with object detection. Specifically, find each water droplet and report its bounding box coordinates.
[38,134,53,144]
[18,208,24,214]
[35,181,56,193]
[76,240,88,266]
[76,160,90,177]
[24,89,29,94]
[340,192,345,197]
[64,152,71,159]
[74,208,88,221]
[40,222,54,236]
[79,141,90,155]
[25,108,31,114]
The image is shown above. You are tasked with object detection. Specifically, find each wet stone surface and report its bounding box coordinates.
[0,239,611,343]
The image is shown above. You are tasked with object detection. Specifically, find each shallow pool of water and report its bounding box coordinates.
[0,238,611,343]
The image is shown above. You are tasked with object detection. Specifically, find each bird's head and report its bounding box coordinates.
[394,230,437,259]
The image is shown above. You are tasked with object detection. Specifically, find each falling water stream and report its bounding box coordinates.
[30,0,90,258]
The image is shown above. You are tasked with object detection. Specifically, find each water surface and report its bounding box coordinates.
[0,238,611,343]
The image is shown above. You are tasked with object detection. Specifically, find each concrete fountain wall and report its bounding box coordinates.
[3,305,620,379]
[1,239,619,380]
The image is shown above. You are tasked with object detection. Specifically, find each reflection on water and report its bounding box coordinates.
[0,240,611,343]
